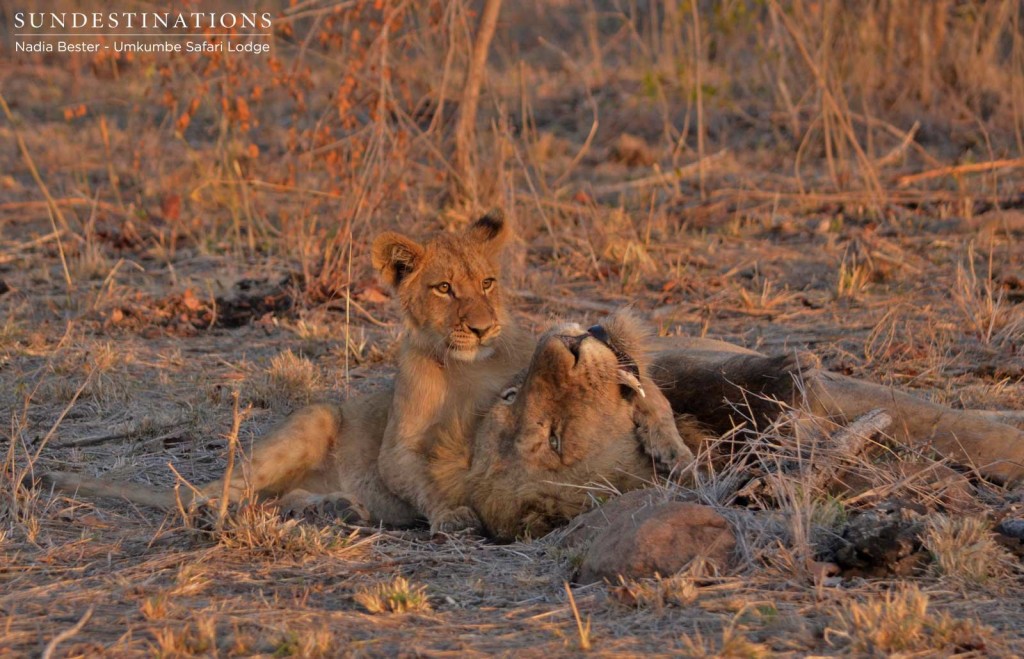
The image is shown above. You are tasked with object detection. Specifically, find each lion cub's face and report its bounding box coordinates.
[467,312,684,540]
[372,213,509,362]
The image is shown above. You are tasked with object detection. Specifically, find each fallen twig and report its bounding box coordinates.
[806,409,892,491]
[897,158,1024,187]
[53,422,182,449]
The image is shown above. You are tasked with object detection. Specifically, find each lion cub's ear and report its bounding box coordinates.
[372,231,426,288]
[466,209,510,248]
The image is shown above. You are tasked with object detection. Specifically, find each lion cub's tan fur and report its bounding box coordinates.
[370,211,533,532]
[43,213,534,532]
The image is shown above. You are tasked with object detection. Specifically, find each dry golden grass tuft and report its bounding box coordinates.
[614,573,699,609]
[150,618,219,657]
[210,501,357,557]
[953,244,1020,346]
[923,514,1017,588]
[680,625,772,659]
[354,576,432,614]
[828,584,998,655]
[248,349,321,409]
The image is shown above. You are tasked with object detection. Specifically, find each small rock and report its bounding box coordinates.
[996,519,1024,539]
[563,490,735,584]
[994,519,1024,559]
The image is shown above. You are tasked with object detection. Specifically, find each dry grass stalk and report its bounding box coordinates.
[564,582,592,651]
[216,390,249,533]
[40,606,93,659]
[897,157,1024,187]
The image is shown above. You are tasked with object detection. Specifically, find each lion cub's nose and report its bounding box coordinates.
[468,323,495,339]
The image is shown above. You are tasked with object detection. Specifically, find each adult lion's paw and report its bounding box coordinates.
[634,383,697,472]
[430,506,483,535]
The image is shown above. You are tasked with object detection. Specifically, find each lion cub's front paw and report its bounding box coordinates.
[280,493,369,526]
[430,506,483,535]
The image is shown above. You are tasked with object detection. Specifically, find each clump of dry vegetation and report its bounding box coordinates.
[2,0,1024,654]
[923,514,1017,588]
[828,585,998,655]
[354,576,432,614]
[247,349,322,409]
[208,500,358,557]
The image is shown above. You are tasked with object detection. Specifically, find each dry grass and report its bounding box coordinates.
[923,514,1017,588]
[247,349,322,409]
[828,584,998,655]
[354,576,432,614]
[2,0,1024,654]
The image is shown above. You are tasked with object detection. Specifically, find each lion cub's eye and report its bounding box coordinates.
[433,282,451,296]
[482,278,496,292]
[548,431,561,455]
[500,386,518,404]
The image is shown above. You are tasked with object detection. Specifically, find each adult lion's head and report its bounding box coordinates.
[372,212,510,362]
[466,311,695,540]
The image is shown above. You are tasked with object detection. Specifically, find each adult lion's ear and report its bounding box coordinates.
[371,231,425,288]
[466,209,510,247]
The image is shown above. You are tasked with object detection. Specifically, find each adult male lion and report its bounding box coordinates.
[466,312,1024,539]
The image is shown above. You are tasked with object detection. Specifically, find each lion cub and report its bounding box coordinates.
[371,212,534,533]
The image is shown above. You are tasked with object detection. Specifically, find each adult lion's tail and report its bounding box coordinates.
[807,371,1024,485]
[37,471,190,509]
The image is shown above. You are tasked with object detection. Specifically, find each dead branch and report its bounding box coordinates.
[451,0,503,205]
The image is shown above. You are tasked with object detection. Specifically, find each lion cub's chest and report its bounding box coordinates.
[392,353,520,454]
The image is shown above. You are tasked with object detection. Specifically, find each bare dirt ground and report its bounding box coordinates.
[2,1,1024,655]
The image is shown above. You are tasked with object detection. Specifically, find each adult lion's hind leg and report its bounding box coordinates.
[807,371,1024,485]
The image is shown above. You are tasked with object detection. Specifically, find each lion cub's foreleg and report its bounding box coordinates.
[377,380,483,534]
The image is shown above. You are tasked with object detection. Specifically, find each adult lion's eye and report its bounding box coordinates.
[548,432,561,455]
[433,282,451,295]
[500,386,518,403]
[482,278,496,292]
